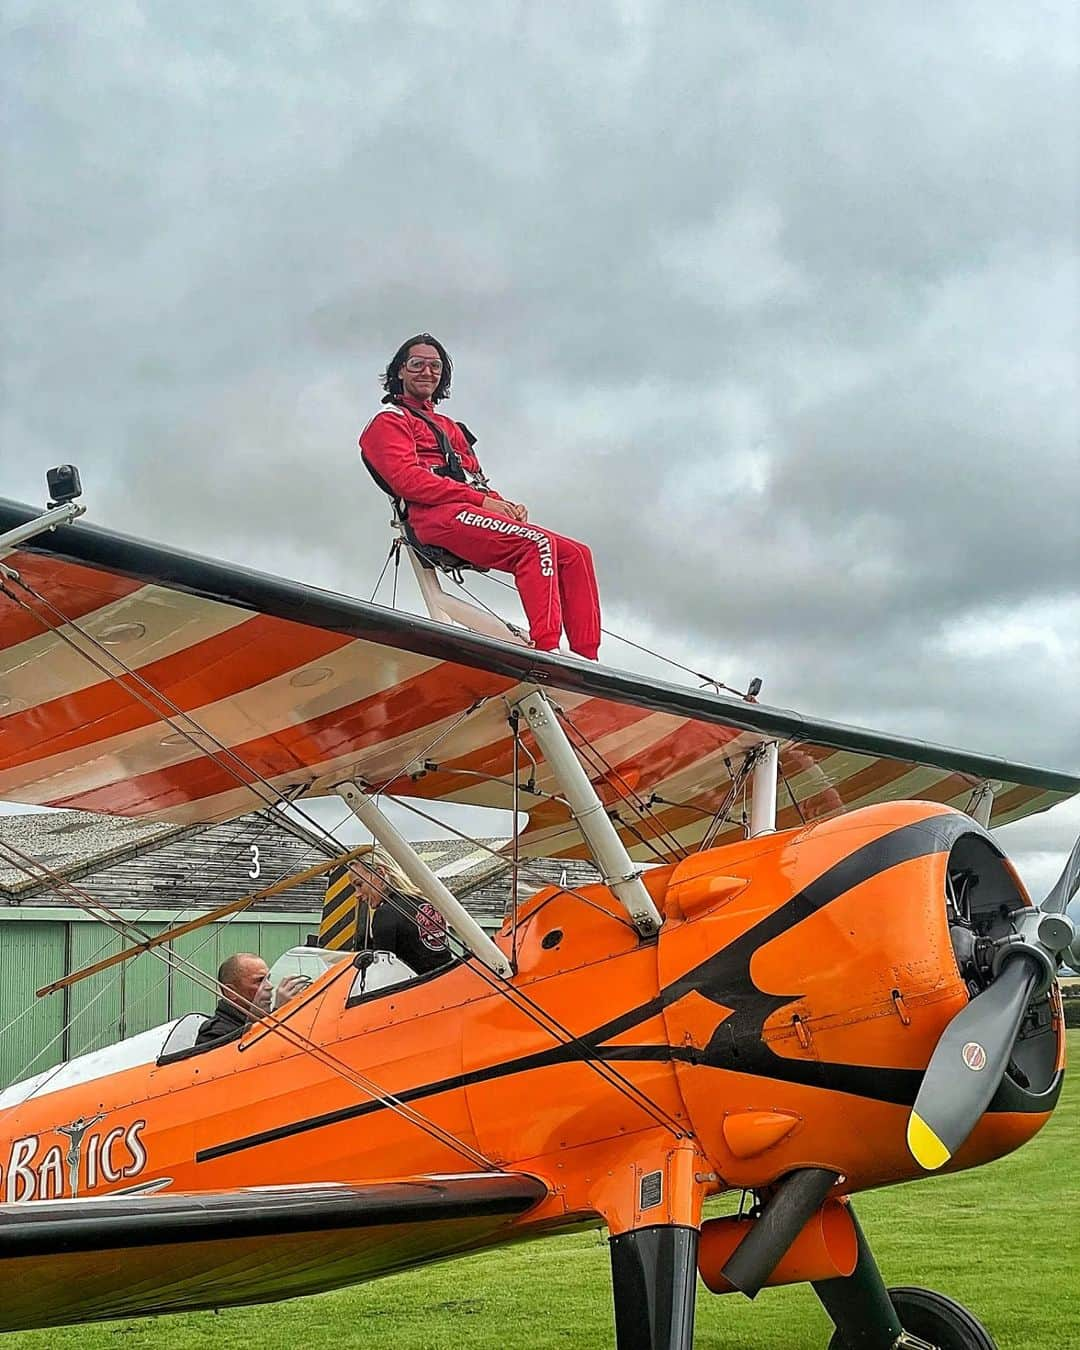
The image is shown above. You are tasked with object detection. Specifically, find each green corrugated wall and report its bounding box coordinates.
[0,911,315,1088]
[0,922,67,1091]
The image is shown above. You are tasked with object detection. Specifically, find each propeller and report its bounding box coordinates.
[907,834,1079,1172]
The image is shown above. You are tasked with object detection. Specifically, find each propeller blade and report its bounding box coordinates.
[1042,834,1080,915]
[907,956,1040,1171]
[1066,900,1080,971]
[1041,832,1080,970]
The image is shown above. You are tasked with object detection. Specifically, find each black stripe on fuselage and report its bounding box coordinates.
[196,814,1051,1164]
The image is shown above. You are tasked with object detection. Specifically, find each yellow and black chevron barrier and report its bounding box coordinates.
[320,864,359,950]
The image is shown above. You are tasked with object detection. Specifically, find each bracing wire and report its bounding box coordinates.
[363,698,495,800]
[555,706,689,863]
[382,792,638,934]
[778,753,807,826]
[700,751,758,851]
[555,706,684,855]
[369,539,399,602]
[327,869,687,1140]
[448,567,754,697]
[0,841,500,1170]
[1,567,689,1146]
[2,578,501,929]
[0,796,342,1090]
[2,827,358,1104]
[0,840,255,1010]
[2,566,495,930]
[0,575,362,858]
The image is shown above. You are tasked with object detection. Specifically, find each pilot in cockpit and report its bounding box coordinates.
[193,954,310,1051]
[351,846,455,977]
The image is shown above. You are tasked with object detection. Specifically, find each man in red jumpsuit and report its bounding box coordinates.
[360,334,601,660]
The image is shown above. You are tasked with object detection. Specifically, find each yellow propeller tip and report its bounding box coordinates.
[908,1112,951,1170]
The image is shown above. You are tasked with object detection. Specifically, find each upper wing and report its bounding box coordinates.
[0,1172,547,1330]
[1,498,1076,863]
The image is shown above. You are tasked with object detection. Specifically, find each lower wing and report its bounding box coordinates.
[0,1172,547,1331]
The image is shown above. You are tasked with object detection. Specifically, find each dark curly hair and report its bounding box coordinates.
[380,333,453,404]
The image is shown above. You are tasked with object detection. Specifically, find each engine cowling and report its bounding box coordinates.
[656,801,1064,1193]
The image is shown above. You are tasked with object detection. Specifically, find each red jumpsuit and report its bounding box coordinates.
[360,397,601,659]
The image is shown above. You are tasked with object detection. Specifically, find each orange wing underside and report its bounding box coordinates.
[1,547,1073,862]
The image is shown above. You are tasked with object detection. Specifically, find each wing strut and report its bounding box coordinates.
[750,741,780,837]
[968,782,994,827]
[512,687,663,937]
[334,781,514,978]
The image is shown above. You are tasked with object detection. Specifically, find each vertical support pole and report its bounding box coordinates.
[335,782,513,978]
[510,709,521,968]
[969,782,994,828]
[609,1226,698,1350]
[405,545,453,625]
[812,1208,904,1350]
[750,741,779,838]
[514,688,663,936]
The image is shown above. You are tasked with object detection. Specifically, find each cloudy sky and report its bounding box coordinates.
[2,2,1078,895]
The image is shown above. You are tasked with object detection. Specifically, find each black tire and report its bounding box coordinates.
[828,1285,998,1350]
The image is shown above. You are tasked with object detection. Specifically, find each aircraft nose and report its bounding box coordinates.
[907,833,1071,1170]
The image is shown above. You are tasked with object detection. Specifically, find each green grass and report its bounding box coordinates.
[8,1032,1079,1349]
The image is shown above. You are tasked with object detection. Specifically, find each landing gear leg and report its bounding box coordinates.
[814,1210,997,1349]
[609,1225,698,1350]
[813,1208,905,1349]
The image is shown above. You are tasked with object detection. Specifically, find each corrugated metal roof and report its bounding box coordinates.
[0,810,319,909]
[0,810,188,895]
[0,813,536,918]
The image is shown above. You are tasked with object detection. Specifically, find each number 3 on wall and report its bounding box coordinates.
[248,844,261,880]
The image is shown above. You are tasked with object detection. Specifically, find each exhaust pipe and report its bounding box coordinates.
[699,1195,857,1295]
[712,1168,842,1298]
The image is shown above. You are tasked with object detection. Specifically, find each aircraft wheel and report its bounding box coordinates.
[827,1285,998,1349]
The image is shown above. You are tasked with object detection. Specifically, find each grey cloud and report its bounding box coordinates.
[2,1,1077,887]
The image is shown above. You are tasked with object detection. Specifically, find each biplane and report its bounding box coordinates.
[0,472,1078,1350]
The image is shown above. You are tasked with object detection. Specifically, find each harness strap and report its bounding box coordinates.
[362,400,491,578]
[362,400,489,514]
[404,403,490,493]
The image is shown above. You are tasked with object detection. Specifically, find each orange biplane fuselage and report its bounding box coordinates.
[0,799,1064,1329]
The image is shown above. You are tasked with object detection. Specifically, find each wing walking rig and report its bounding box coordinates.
[0,475,1077,1348]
